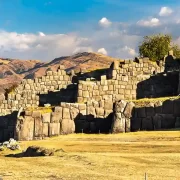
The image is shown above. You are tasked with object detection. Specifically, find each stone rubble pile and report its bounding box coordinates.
[0,138,21,151]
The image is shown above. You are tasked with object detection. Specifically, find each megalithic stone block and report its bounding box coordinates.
[49,123,60,136]
[61,119,75,135]
[113,60,119,69]
[34,117,43,137]
[42,123,49,137]
[15,116,35,141]
[111,113,126,133]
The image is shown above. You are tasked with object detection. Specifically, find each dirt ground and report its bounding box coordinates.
[0,131,180,180]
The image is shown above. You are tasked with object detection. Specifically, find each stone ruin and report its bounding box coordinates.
[0,52,180,141]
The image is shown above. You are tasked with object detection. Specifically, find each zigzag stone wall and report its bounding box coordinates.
[0,55,180,141]
[77,58,178,103]
[1,56,179,116]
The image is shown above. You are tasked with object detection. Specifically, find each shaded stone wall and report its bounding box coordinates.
[0,112,18,142]
[112,99,180,133]
[137,72,179,98]
[77,58,179,103]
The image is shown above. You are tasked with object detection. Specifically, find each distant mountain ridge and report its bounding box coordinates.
[0,52,119,92]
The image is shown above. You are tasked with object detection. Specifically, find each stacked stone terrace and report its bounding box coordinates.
[0,56,179,116]
[77,58,167,103]
[0,54,180,141]
[15,99,114,141]
[0,65,73,115]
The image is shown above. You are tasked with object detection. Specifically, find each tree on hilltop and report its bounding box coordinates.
[139,34,180,61]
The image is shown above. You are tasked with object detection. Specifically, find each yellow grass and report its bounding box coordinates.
[26,106,53,113]
[0,131,180,180]
[128,96,180,107]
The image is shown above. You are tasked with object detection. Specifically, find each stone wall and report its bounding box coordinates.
[0,112,18,142]
[112,99,180,133]
[77,58,179,103]
[1,98,180,141]
[1,56,180,115]
[14,99,113,141]
[0,55,180,141]
[137,72,179,98]
[0,65,76,115]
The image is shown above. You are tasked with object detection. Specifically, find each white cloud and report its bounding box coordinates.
[122,46,136,56]
[0,27,141,60]
[99,17,112,28]
[159,7,173,16]
[117,46,137,58]
[2,6,180,62]
[39,32,46,37]
[0,31,92,60]
[73,47,93,54]
[137,18,160,27]
[97,48,108,55]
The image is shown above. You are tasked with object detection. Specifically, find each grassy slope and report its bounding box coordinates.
[0,131,180,180]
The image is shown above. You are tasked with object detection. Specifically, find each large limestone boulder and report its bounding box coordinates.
[41,113,51,123]
[49,123,60,136]
[131,118,141,131]
[74,120,90,133]
[135,107,146,118]
[161,114,176,129]
[146,103,155,116]
[15,116,34,141]
[141,117,154,130]
[115,100,127,113]
[34,117,43,137]
[125,118,131,132]
[173,100,180,117]
[42,123,49,137]
[63,108,71,119]
[111,113,125,133]
[153,114,162,130]
[51,112,62,123]
[175,117,180,128]
[61,119,75,134]
[162,100,174,114]
[70,107,79,120]
[123,102,135,118]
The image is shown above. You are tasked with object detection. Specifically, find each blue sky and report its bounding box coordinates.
[0,0,180,60]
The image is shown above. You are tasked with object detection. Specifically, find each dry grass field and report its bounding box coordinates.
[0,131,180,180]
